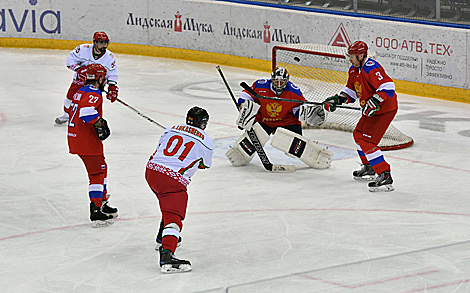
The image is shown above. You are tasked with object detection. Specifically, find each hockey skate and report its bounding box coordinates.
[159,246,192,273]
[90,202,115,228]
[54,113,69,125]
[101,200,118,218]
[353,164,376,181]
[368,171,394,192]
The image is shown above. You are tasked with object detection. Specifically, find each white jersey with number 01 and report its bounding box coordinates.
[149,123,213,183]
[66,44,118,84]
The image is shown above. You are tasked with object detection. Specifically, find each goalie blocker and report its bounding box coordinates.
[271,128,333,169]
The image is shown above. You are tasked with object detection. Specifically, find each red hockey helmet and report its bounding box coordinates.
[86,63,107,81]
[348,41,368,55]
[93,31,109,43]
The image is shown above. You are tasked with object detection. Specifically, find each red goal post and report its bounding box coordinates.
[272,44,414,151]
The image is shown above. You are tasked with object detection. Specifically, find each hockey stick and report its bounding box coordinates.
[240,82,361,111]
[115,97,166,129]
[216,66,295,173]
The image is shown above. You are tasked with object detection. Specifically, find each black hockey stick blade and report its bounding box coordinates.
[246,128,295,173]
[240,82,360,111]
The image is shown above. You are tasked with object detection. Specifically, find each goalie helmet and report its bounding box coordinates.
[186,106,209,130]
[93,31,109,43]
[86,63,107,81]
[271,67,289,95]
[348,41,368,56]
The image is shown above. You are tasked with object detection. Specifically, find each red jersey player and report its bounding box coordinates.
[67,63,118,227]
[146,106,213,273]
[323,41,397,192]
[55,32,119,125]
[225,67,331,169]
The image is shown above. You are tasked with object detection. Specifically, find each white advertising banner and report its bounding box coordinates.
[1,0,468,89]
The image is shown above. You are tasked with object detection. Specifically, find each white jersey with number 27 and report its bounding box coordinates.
[149,123,213,183]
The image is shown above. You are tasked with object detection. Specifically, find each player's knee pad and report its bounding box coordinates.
[271,127,334,169]
[225,123,269,166]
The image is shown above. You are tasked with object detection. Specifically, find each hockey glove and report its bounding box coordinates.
[94,118,111,140]
[362,95,381,117]
[236,99,260,130]
[323,94,348,112]
[299,104,326,127]
[76,66,87,85]
[107,84,119,103]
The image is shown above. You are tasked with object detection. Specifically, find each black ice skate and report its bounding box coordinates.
[353,164,376,181]
[101,200,118,217]
[155,221,182,250]
[159,246,192,273]
[90,202,115,228]
[368,171,394,192]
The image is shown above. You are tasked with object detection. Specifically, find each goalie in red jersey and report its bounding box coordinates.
[323,41,397,192]
[67,63,118,227]
[225,67,333,169]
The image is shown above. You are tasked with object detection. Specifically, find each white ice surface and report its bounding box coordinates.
[1,47,470,293]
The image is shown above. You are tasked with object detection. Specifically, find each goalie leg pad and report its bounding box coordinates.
[225,123,269,166]
[271,128,334,169]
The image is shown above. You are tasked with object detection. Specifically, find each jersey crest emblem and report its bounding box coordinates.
[266,102,282,118]
[354,82,363,100]
[366,60,375,67]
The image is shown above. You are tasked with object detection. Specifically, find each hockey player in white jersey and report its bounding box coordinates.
[55,31,119,125]
[145,106,213,273]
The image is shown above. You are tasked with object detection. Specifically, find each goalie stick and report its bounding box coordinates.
[216,66,295,173]
[240,82,360,111]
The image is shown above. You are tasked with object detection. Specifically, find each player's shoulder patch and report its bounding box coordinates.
[254,79,270,89]
[362,59,381,74]
[285,82,302,96]
[255,79,269,85]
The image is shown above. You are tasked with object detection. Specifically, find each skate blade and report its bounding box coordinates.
[353,175,376,181]
[92,219,114,228]
[54,118,68,125]
[160,264,192,274]
[369,184,394,192]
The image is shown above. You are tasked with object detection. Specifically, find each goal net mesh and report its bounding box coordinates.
[273,44,413,150]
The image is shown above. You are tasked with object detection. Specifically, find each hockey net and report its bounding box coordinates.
[272,44,414,151]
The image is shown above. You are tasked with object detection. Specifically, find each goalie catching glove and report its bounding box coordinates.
[107,84,119,103]
[236,99,260,130]
[298,104,326,127]
[323,93,348,112]
[362,94,382,117]
[94,117,110,140]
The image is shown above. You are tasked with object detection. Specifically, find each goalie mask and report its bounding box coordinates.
[271,67,289,96]
[186,106,209,130]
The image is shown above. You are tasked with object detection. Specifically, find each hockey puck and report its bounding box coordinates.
[294,57,300,62]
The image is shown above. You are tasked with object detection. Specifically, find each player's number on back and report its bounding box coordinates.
[68,103,78,127]
[163,135,195,161]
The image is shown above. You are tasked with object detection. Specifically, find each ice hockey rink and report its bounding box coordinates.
[1,47,470,293]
